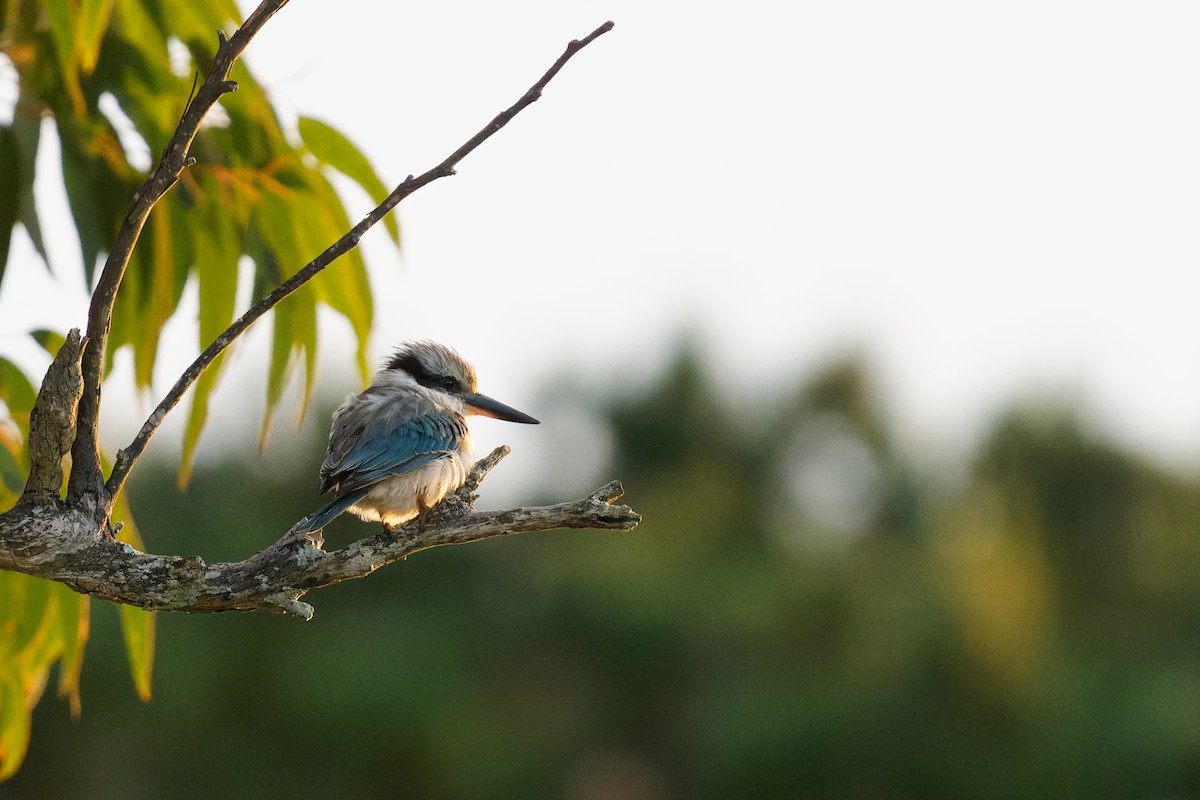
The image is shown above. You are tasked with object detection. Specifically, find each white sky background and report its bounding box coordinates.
[3,0,1200,498]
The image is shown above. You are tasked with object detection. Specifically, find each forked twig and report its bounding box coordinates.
[105,20,616,504]
[68,0,293,510]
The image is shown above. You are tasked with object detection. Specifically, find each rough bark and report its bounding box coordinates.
[1,448,639,619]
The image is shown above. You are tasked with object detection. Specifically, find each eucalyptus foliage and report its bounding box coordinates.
[0,0,394,777]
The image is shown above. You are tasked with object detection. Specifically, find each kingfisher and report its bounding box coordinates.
[295,341,539,534]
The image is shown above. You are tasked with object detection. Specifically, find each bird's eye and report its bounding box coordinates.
[440,376,459,391]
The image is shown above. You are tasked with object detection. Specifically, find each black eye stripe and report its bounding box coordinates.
[414,369,459,392]
[385,347,465,393]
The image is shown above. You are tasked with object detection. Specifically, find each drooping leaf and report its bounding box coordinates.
[0,360,90,784]
[116,603,153,703]
[28,329,67,356]
[0,0,394,782]
[252,187,322,440]
[57,127,109,285]
[0,570,53,661]
[298,171,375,382]
[40,0,85,117]
[261,279,318,448]
[0,110,46,290]
[0,672,31,782]
[12,112,48,268]
[0,570,77,781]
[144,198,193,384]
[0,430,24,496]
[41,0,76,65]
[178,174,241,488]
[10,0,389,464]
[53,588,88,719]
[131,209,170,389]
[0,376,24,497]
[101,2,188,150]
[298,116,400,246]
[0,357,37,431]
[75,0,118,74]
[109,196,193,390]
[110,490,153,703]
[0,125,19,284]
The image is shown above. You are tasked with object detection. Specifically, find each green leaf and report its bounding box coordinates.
[41,0,83,116]
[298,116,400,247]
[0,0,400,781]
[0,672,31,781]
[291,170,374,382]
[0,126,18,286]
[0,357,37,425]
[261,280,318,448]
[252,189,322,444]
[53,589,88,719]
[0,433,23,498]
[0,571,79,781]
[12,112,48,268]
[111,491,154,703]
[41,0,75,69]
[102,5,188,150]
[28,330,67,357]
[0,571,52,662]
[117,604,153,703]
[0,111,42,281]
[179,180,241,488]
[0,123,17,280]
[75,0,119,74]
[159,0,240,49]
[110,196,193,391]
[57,130,106,284]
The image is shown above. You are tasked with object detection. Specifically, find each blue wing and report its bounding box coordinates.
[320,410,468,496]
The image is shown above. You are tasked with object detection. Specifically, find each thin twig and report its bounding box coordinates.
[105,20,616,502]
[68,0,292,511]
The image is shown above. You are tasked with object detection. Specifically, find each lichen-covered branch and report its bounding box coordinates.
[22,329,83,501]
[0,449,640,619]
[0,10,631,619]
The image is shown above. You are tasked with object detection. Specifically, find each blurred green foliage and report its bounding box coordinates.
[1,0,397,779]
[0,0,392,479]
[1,3,1198,795]
[0,348,152,780]
[5,348,1200,798]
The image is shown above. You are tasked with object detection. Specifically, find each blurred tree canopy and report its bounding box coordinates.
[2,1,1199,796]
[0,0,394,778]
[5,346,1200,798]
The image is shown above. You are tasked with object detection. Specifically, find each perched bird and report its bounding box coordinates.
[295,341,539,534]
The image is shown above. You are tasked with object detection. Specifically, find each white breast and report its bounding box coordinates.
[345,436,474,526]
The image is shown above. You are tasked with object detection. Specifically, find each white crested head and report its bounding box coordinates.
[375,340,539,425]
[382,341,478,395]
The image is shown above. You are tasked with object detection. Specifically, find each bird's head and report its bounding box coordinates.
[385,341,540,424]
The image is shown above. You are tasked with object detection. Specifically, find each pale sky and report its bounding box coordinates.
[3,1,1200,494]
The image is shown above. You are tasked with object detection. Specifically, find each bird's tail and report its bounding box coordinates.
[293,488,369,535]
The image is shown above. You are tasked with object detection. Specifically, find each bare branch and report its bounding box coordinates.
[105,20,616,502]
[1,449,640,619]
[68,0,292,512]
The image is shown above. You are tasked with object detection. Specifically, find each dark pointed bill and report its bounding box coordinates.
[463,392,540,424]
